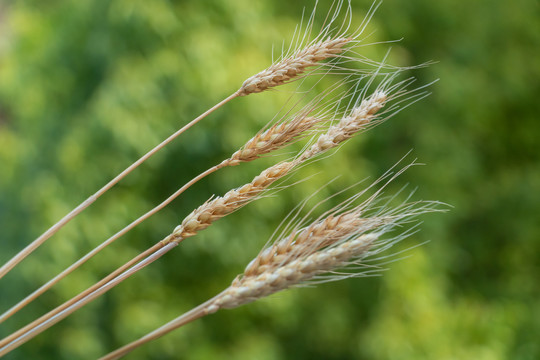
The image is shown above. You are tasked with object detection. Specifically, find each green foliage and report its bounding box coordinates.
[0,0,538,359]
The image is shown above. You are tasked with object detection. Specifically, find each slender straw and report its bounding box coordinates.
[0,243,178,357]
[0,241,165,349]
[0,91,241,280]
[100,295,221,360]
[0,165,220,324]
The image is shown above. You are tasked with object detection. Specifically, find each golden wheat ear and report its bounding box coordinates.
[237,0,391,96]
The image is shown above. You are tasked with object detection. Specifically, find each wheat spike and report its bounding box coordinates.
[237,0,386,96]
[243,213,380,277]
[239,37,351,96]
[225,113,322,166]
[212,199,387,308]
[214,233,377,309]
[165,161,296,243]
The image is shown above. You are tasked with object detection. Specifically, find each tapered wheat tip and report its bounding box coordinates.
[239,37,351,96]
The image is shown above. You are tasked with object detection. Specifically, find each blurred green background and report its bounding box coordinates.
[0,0,539,359]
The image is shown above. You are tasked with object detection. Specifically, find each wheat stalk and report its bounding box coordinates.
[0,2,440,358]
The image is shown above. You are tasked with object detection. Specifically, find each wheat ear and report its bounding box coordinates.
[226,115,321,165]
[239,37,351,95]
[238,0,386,96]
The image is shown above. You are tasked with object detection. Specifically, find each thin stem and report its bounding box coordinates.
[0,243,178,357]
[0,165,221,324]
[0,91,240,280]
[0,241,166,349]
[100,295,222,360]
